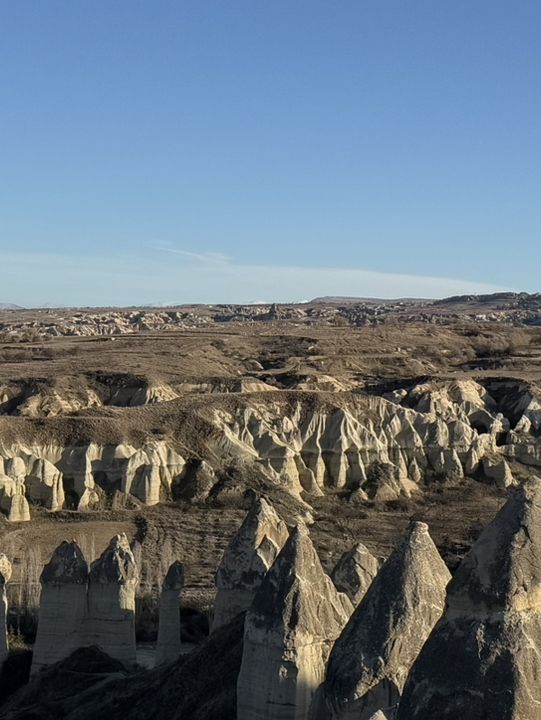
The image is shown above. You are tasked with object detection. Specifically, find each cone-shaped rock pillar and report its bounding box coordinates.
[313,522,450,720]
[397,477,541,720]
[331,543,379,605]
[237,524,353,720]
[86,533,138,665]
[156,560,185,665]
[31,541,88,675]
[212,497,289,631]
[0,554,12,666]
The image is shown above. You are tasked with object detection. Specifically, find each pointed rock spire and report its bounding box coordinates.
[0,554,12,666]
[397,477,541,720]
[212,497,289,631]
[314,522,450,720]
[331,543,379,605]
[31,541,89,674]
[86,534,138,665]
[237,524,353,720]
[156,560,185,665]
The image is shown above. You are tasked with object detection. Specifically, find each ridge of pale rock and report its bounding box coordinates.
[397,476,541,720]
[313,521,450,720]
[212,497,289,631]
[156,560,185,665]
[31,541,89,674]
[331,543,380,605]
[0,553,12,666]
[85,534,138,665]
[237,523,353,720]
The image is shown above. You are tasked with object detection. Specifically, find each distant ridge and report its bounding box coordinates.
[0,303,23,310]
[310,296,431,304]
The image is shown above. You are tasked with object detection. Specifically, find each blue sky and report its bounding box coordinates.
[1,1,540,306]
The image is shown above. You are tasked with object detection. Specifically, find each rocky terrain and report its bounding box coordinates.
[1,295,541,717]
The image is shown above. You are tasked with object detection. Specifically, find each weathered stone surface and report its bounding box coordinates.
[313,522,450,720]
[86,534,138,665]
[397,476,541,720]
[212,497,289,631]
[31,541,88,675]
[155,560,185,665]
[0,554,12,666]
[331,543,379,605]
[237,524,353,720]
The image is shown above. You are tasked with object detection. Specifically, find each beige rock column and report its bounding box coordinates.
[398,477,541,720]
[155,561,185,665]
[237,524,353,720]
[331,543,379,606]
[313,522,450,720]
[86,533,138,665]
[31,541,88,675]
[0,554,12,666]
[212,497,288,632]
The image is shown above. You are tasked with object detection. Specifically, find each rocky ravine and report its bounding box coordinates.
[0,378,539,521]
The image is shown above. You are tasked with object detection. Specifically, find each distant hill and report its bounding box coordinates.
[0,302,23,310]
[310,296,431,305]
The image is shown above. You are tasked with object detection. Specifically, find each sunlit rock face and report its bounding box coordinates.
[156,560,185,665]
[0,554,12,666]
[85,534,138,666]
[331,543,380,606]
[397,477,541,720]
[312,522,450,720]
[31,541,89,675]
[212,497,289,632]
[237,524,353,720]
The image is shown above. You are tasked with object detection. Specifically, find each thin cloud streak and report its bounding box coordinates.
[1,250,512,307]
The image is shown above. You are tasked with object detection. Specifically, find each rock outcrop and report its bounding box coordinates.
[331,543,379,605]
[31,541,89,675]
[0,554,12,666]
[313,522,450,720]
[212,497,289,631]
[237,524,353,720]
[86,534,138,665]
[397,477,541,720]
[155,560,185,665]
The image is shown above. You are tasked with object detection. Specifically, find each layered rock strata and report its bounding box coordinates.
[155,560,185,665]
[31,541,89,675]
[86,534,138,665]
[397,477,541,720]
[313,522,450,720]
[0,554,12,666]
[237,524,353,720]
[331,543,379,605]
[212,497,289,631]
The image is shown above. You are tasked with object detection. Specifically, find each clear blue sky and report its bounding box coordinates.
[1,1,540,306]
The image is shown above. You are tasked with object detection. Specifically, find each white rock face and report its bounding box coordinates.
[397,477,541,720]
[0,554,12,666]
[237,524,353,720]
[212,497,289,631]
[156,561,185,665]
[86,534,138,665]
[313,522,450,720]
[331,543,379,605]
[31,541,89,675]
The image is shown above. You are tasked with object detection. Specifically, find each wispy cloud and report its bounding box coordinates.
[1,249,513,307]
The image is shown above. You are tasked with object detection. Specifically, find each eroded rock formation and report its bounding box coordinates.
[212,497,289,631]
[237,524,353,720]
[313,522,450,720]
[156,560,185,665]
[397,477,541,720]
[86,534,138,665]
[331,543,379,605]
[0,554,12,666]
[31,541,89,675]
